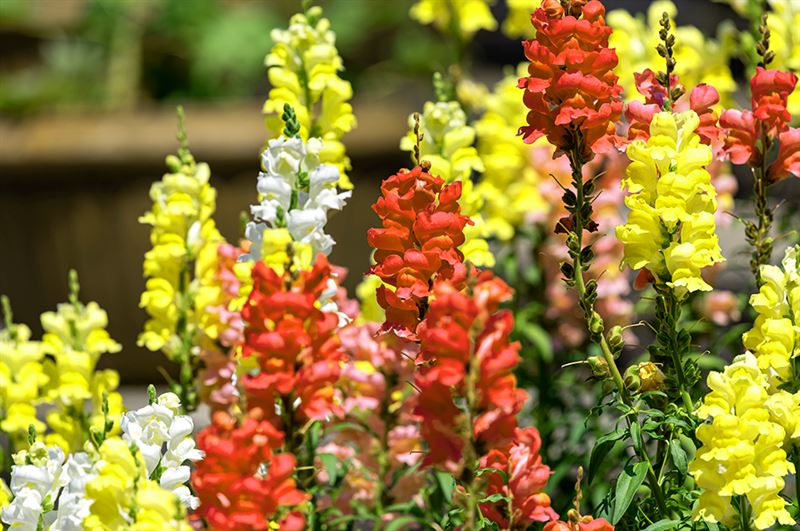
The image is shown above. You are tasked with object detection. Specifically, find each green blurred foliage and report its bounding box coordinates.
[0,0,453,115]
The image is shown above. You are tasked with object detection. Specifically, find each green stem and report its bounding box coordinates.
[749,134,774,287]
[565,146,670,518]
[656,288,694,413]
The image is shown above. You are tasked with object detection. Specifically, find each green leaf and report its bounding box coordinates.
[589,430,626,484]
[641,519,680,531]
[435,470,455,503]
[669,439,688,475]
[317,453,339,486]
[385,517,422,531]
[519,322,553,363]
[479,493,509,503]
[611,461,648,524]
[630,420,642,454]
[476,467,508,484]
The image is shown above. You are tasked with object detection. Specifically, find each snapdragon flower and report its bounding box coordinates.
[690,353,796,529]
[39,273,124,452]
[264,6,356,189]
[616,110,724,295]
[0,298,47,447]
[120,390,203,509]
[243,135,350,264]
[400,100,493,266]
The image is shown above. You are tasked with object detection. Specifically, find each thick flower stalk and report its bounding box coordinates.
[0,297,47,454]
[607,1,736,105]
[242,121,350,263]
[192,410,306,531]
[264,6,356,189]
[40,271,124,453]
[367,165,469,337]
[415,272,556,528]
[138,112,223,411]
[400,100,493,266]
[689,352,797,529]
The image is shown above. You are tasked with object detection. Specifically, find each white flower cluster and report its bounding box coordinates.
[243,135,351,261]
[120,391,203,509]
[1,443,94,531]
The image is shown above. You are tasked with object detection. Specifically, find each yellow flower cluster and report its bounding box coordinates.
[473,66,549,241]
[767,0,800,116]
[616,110,724,296]
[263,6,356,189]
[502,0,535,38]
[0,298,47,447]
[743,246,800,390]
[84,438,191,531]
[608,1,737,105]
[690,352,798,529]
[409,0,497,39]
[138,143,223,357]
[400,100,494,266]
[40,282,124,452]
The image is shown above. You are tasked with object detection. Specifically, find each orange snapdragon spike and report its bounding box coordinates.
[192,411,307,531]
[518,0,624,160]
[241,255,346,425]
[368,166,470,338]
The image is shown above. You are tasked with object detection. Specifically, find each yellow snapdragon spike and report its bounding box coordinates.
[0,307,47,446]
[39,287,124,452]
[355,274,385,324]
[608,1,737,105]
[130,480,192,531]
[767,0,800,117]
[690,352,796,529]
[84,438,143,530]
[0,479,9,511]
[138,139,223,358]
[400,100,494,266]
[743,246,800,390]
[410,0,497,38]
[264,6,356,189]
[616,110,724,297]
[474,66,550,242]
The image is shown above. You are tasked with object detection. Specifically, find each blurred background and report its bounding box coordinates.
[0,0,762,384]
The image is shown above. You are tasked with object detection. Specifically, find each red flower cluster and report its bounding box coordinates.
[625,69,721,145]
[480,427,559,528]
[241,255,345,425]
[545,517,615,531]
[518,0,623,160]
[192,410,306,531]
[368,165,469,337]
[720,67,800,182]
[414,272,527,470]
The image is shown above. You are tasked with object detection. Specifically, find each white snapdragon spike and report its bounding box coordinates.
[2,442,86,531]
[120,392,202,509]
[319,276,351,328]
[242,135,351,261]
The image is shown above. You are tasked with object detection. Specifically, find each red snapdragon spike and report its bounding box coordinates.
[518,0,624,160]
[478,427,559,528]
[368,166,470,338]
[192,411,307,531]
[720,67,797,173]
[241,255,345,425]
[415,272,530,471]
[751,67,798,136]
